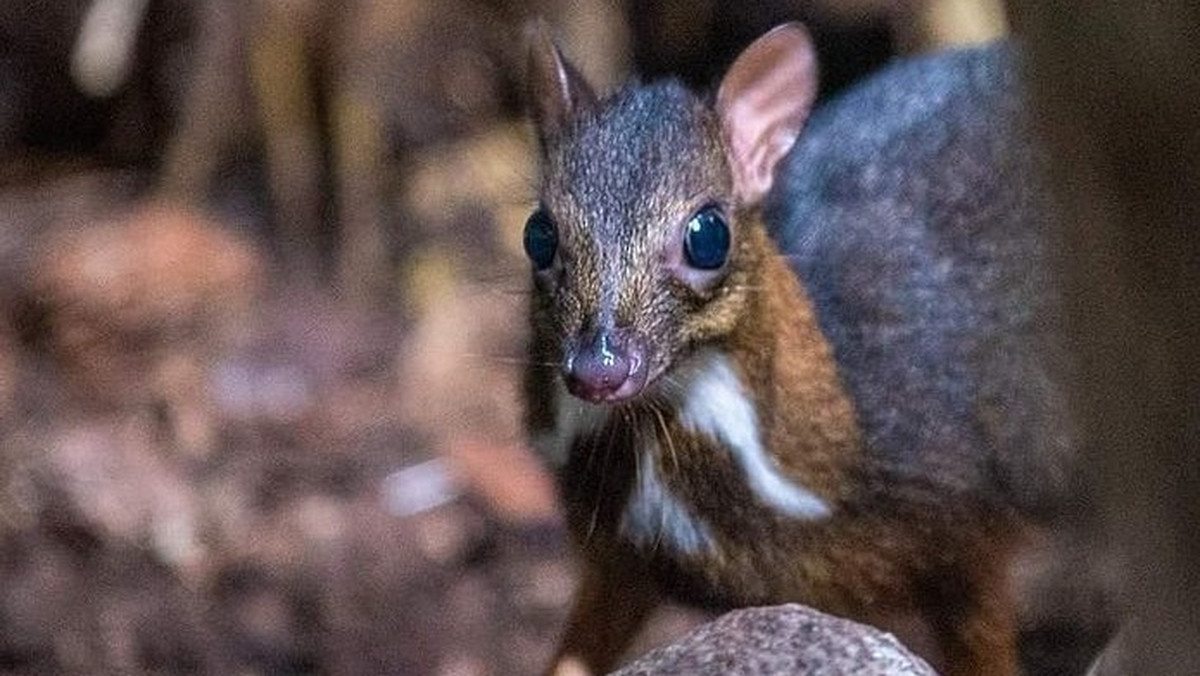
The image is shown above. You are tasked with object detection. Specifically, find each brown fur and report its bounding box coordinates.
[531,205,1026,675]
[522,22,1030,676]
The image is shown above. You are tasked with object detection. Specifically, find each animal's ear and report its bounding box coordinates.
[525,19,597,152]
[716,23,818,206]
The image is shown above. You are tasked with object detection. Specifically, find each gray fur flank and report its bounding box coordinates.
[767,43,1072,513]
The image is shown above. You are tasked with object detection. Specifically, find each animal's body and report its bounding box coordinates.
[521,23,1072,676]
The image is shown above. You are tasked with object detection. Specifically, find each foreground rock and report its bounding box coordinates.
[614,604,935,676]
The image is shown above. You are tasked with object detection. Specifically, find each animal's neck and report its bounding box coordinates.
[532,211,864,564]
[718,216,862,500]
[597,213,862,504]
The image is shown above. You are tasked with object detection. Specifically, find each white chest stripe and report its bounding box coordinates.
[680,354,833,520]
[621,439,715,555]
[534,382,714,555]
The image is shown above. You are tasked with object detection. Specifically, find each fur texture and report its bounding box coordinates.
[524,27,1071,676]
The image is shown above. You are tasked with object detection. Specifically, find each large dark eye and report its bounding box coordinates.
[523,209,558,270]
[684,206,731,270]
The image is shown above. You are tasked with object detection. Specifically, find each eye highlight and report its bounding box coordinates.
[683,205,731,270]
[523,208,558,270]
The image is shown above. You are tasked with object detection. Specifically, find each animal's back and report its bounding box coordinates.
[767,44,1072,514]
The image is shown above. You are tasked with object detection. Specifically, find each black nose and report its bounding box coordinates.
[564,329,646,403]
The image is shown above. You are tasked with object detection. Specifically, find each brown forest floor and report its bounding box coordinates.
[0,157,705,675]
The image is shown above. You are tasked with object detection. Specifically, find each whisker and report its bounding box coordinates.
[653,372,687,403]
[587,408,618,543]
[625,407,663,555]
[584,404,600,476]
[460,353,559,368]
[630,411,643,522]
[650,402,680,477]
[586,461,603,543]
[654,479,666,555]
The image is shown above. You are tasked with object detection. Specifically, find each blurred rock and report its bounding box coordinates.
[30,200,264,450]
[34,201,261,343]
[614,604,936,676]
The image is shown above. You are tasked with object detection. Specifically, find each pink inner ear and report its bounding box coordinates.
[717,24,818,206]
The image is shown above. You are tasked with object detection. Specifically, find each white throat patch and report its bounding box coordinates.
[679,353,832,520]
[532,350,831,544]
[534,379,715,556]
[530,382,610,468]
[621,438,715,555]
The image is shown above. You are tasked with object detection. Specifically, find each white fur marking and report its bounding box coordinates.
[621,439,715,555]
[531,383,609,467]
[680,354,832,519]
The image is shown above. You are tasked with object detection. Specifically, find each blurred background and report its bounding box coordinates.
[0,1,1004,673]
